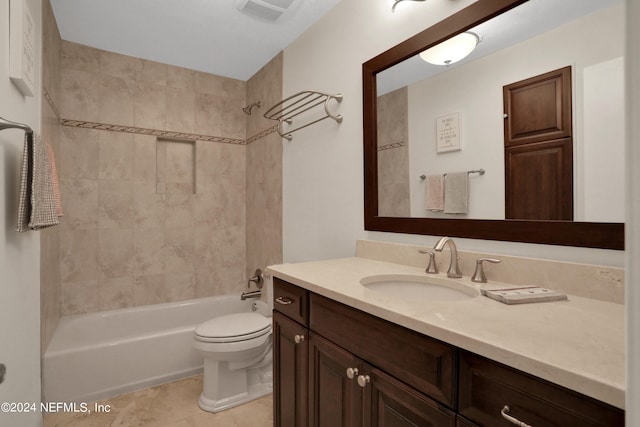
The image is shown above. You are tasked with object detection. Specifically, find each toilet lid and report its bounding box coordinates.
[195,313,271,343]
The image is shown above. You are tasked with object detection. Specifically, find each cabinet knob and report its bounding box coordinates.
[276,296,294,305]
[346,367,359,379]
[501,406,533,427]
[294,334,305,344]
[357,374,370,388]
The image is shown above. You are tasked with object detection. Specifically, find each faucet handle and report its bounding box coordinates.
[471,258,501,283]
[418,250,438,274]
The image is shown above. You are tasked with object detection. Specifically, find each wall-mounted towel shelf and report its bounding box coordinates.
[420,168,485,181]
[264,90,343,141]
[0,116,32,135]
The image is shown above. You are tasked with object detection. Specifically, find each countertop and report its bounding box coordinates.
[266,257,625,409]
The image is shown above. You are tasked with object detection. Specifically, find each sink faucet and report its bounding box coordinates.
[433,237,462,278]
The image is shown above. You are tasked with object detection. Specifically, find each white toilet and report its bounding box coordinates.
[194,310,273,412]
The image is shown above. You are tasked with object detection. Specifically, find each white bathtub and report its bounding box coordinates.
[43,295,271,403]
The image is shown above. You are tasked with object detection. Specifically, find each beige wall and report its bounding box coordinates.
[40,0,63,354]
[53,42,282,316]
[246,53,283,280]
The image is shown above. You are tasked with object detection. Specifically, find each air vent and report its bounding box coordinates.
[236,0,296,22]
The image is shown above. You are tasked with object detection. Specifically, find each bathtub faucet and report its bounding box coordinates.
[241,268,264,300]
[241,289,262,300]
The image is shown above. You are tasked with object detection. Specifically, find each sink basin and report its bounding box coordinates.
[360,274,479,301]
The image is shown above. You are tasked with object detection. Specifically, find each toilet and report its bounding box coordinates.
[194,310,273,412]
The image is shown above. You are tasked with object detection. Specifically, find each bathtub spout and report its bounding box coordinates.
[241,290,262,300]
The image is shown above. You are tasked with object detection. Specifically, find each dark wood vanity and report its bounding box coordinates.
[273,277,624,426]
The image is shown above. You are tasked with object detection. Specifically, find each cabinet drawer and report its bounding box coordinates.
[273,278,309,326]
[458,351,624,427]
[310,293,456,408]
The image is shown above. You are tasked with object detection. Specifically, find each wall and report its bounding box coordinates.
[246,53,284,279]
[406,4,624,220]
[57,42,248,315]
[0,0,43,426]
[40,0,62,357]
[282,0,625,268]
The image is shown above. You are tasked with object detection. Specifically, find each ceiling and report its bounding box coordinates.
[50,0,343,81]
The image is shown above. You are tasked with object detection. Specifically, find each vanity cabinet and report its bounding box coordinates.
[273,279,624,427]
[458,351,624,427]
[273,279,310,427]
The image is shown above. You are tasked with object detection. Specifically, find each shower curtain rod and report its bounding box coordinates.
[0,116,33,135]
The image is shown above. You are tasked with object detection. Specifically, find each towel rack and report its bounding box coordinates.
[420,168,485,181]
[0,116,32,135]
[263,90,343,141]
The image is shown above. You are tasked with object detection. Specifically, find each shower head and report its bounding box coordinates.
[242,101,261,115]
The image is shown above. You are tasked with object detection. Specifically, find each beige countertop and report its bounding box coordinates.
[266,257,625,409]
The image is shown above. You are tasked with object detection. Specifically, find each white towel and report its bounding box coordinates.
[444,172,469,214]
[17,132,60,232]
[425,174,444,212]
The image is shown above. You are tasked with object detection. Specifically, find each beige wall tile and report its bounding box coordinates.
[61,280,100,315]
[99,228,135,279]
[134,190,164,230]
[99,75,135,126]
[61,69,100,121]
[164,272,196,302]
[134,274,166,306]
[61,41,100,73]
[99,180,135,229]
[60,127,99,180]
[99,277,135,311]
[100,50,142,80]
[60,229,99,284]
[195,93,223,136]
[59,179,99,231]
[164,193,194,228]
[99,131,135,180]
[134,135,157,183]
[167,66,195,91]
[138,60,167,85]
[165,227,195,274]
[134,228,166,276]
[134,81,167,129]
[166,86,195,133]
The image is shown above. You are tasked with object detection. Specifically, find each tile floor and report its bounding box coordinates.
[43,375,273,427]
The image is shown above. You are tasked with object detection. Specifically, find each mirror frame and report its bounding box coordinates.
[363,0,624,250]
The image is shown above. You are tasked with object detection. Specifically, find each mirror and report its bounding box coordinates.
[363,0,624,249]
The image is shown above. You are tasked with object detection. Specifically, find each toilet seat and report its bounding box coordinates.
[195,313,271,343]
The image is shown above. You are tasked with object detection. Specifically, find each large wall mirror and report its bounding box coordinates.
[363,0,624,249]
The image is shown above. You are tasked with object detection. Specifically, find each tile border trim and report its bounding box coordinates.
[61,119,280,146]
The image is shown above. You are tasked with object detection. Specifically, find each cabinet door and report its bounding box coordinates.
[309,333,364,427]
[458,351,624,427]
[367,367,456,427]
[273,311,309,427]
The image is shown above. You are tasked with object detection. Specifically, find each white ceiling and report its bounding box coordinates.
[50,0,343,81]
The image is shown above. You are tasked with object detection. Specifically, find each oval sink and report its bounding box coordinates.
[360,274,479,301]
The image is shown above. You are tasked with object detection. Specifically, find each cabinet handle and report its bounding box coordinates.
[501,406,533,427]
[357,374,370,388]
[346,367,359,379]
[276,296,294,305]
[294,334,305,344]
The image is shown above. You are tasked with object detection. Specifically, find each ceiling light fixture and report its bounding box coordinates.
[419,32,481,67]
[391,0,426,13]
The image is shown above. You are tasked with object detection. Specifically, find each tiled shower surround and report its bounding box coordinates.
[40,3,283,341]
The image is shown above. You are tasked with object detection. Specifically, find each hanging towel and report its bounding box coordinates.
[17,132,60,232]
[46,142,63,218]
[444,172,469,214]
[425,174,444,212]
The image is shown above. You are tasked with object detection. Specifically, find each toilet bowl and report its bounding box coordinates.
[194,311,273,412]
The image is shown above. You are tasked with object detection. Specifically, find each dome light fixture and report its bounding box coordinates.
[419,32,481,67]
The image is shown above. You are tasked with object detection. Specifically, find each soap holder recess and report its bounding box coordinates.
[481,286,568,305]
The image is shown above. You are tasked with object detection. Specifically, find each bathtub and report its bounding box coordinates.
[43,295,271,403]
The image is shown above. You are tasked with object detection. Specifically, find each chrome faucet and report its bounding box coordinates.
[433,237,462,278]
[241,269,264,300]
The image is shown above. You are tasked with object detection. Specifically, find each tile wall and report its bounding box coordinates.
[49,41,282,316]
[377,87,410,217]
[41,0,63,352]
